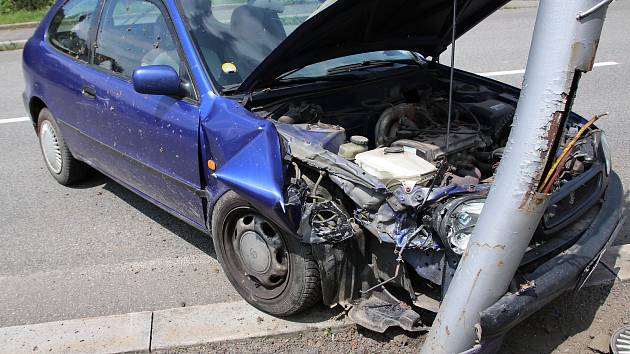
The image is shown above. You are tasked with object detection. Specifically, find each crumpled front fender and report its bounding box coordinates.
[200,96,290,229]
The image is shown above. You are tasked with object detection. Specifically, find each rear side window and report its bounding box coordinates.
[48,0,100,61]
[94,0,181,78]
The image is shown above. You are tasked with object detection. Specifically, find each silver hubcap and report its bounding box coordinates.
[239,231,271,273]
[39,121,62,174]
[235,214,288,288]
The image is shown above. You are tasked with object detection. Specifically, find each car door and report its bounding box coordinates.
[42,0,103,158]
[86,0,205,227]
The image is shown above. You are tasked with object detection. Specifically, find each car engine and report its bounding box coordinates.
[271,82,515,192]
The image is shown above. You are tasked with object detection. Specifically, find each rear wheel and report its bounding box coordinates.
[211,191,321,316]
[37,108,89,185]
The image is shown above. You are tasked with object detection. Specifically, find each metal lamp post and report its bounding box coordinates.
[421,0,612,353]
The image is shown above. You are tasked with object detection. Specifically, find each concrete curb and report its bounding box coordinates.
[0,301,351,354]
[0,312,152,354]
[0,39,26,51]
[151,301,351,351]
[0,244,626,354]
[0,22,38,31]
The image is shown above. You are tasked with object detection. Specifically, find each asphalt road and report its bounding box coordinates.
[0,0,628,333]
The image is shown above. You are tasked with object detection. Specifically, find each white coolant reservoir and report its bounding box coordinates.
[338,136,369,160]
[355,147,437,191]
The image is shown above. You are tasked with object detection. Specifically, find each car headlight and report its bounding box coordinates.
[433,195,486,255]
[599,131,612,176]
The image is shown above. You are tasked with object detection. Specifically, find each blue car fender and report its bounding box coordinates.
[199,96,292,231]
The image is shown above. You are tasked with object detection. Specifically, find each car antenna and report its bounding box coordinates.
[422,0,457,210]
[445,0,458,165]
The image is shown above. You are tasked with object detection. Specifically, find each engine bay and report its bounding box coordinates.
[248,66,604,309]
[263,75,517,191]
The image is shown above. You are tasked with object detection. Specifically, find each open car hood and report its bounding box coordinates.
[236,0,510,93]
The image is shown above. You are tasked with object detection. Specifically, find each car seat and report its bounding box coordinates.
[230,0,287,71]
[180,0,242,86]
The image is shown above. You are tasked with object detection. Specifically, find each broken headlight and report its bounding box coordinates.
[433,195,486,255]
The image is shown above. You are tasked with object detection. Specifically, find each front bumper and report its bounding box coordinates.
[465,172,624,353]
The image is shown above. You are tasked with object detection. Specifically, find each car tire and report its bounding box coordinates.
[37,108,89,185]
[211,191,321,316]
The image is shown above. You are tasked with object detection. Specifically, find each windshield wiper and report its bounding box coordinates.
[326,59,419,75]
[267,66,363,88]
[273,74,360,85]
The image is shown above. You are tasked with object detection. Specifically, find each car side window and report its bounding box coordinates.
[48,0,100,62]
[94,0,182,79]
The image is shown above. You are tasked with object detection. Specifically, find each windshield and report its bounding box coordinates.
[178,0,415,90]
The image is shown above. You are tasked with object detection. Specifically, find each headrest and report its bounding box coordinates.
[181,0,213,18]
[249,0,285,12]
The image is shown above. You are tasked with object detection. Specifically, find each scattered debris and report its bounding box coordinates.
[587,333,611,353]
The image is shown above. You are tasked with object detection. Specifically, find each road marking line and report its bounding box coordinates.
[477,61,620,77]
[593,61,621,67]
[0,116,29,124]
[477,68,527,77]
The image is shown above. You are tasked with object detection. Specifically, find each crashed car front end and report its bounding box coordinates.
[183,0,623,342]
[240,63,622,335]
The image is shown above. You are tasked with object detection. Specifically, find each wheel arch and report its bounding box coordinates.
[28,96,47,127]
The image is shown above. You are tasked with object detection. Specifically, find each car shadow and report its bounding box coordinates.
[502,280,616,353]
[72,171,217,259]
[65,169,112,189]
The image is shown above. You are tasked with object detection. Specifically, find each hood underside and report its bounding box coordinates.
[237,0,510,93]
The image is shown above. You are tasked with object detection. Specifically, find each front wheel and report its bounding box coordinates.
[37,108,89,185]
[211,191,321,316]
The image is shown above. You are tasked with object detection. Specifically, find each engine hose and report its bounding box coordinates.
[374,104,417,147]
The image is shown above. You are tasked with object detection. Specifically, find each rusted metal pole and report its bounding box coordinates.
[421,1,611,353]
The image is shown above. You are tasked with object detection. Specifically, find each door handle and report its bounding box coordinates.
[81,85,96,98]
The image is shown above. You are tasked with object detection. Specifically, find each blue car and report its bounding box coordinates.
[22,0,623,345]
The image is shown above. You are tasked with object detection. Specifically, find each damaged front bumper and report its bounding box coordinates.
[274,118,623,339]
[464,172,624,353]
